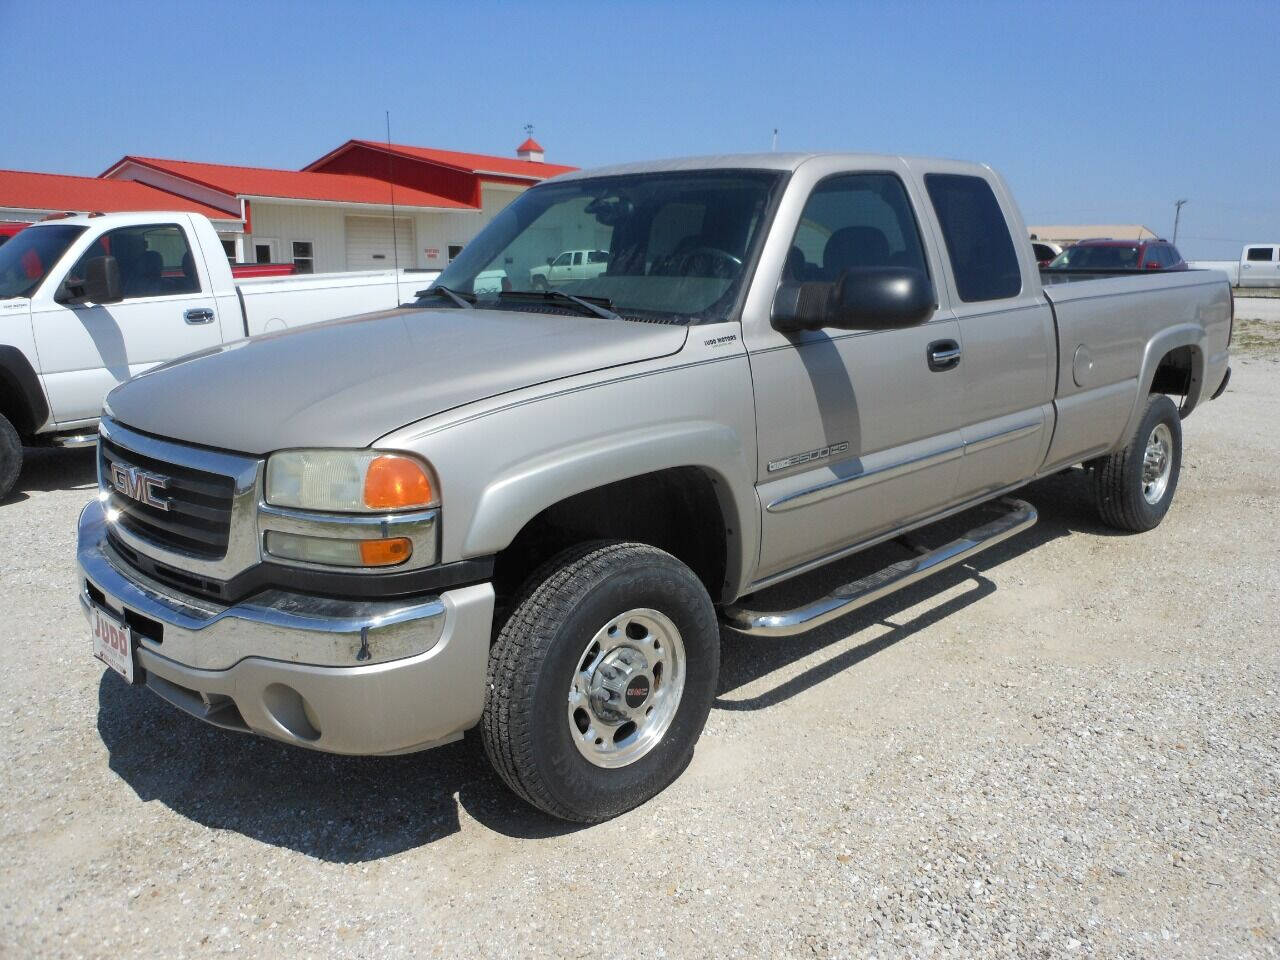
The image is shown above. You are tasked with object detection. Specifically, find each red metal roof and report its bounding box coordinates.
[311,140,576,180]
[516,137,544,153]
[0,169,240,221]
[108,157,476,210]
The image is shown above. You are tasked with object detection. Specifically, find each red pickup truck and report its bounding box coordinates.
[0,222,27,247]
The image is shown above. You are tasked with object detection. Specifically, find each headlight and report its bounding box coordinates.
[265,450,436,513]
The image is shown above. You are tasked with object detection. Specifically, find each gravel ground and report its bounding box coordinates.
[1,331,1277,958]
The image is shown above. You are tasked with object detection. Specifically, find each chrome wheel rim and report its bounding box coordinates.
[567,608,686,769]
[1142,422,1173,505]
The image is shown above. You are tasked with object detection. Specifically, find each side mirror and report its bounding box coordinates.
[546,257,555,266]
[57,255,123,305]
[772,266,936,333]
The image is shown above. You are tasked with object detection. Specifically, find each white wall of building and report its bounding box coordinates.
[245,184,526,273]
[245,203,349,272]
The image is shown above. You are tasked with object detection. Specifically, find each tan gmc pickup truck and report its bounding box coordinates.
[78,153,1232,821]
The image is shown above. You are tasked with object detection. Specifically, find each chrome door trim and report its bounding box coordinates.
[962,421,1042,456]
[765,444,963,514]
[766,420,1042,515]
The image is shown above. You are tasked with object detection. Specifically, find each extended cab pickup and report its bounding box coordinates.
[76,154,1232,822]
[0,211,436,498]
[1190,243,1280,288]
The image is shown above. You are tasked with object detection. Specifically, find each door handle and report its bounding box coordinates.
[927,339,962,371]
[184,308,215,324]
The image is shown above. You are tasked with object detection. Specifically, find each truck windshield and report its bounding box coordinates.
[424,170,784,324]
[0,224,87,299]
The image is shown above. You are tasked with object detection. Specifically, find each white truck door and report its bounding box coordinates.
[548,251,573,285]
[29,220,223,424]
[1240,246,1276,288]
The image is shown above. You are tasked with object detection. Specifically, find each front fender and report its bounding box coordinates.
[464,420,758,594]
[377,352,762,601]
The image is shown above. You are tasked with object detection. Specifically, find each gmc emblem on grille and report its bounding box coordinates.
[109,463,171,511]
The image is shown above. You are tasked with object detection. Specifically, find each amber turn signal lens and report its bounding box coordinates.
[363,455,434,510]
[358,537,413,567]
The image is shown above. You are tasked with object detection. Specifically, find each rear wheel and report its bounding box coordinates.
[482,541,719,822]
[1092,393,1182,532]
[0,413,22,502]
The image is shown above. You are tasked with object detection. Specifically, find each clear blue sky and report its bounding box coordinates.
[3,0,1275,259]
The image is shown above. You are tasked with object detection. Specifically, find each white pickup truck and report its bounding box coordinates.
[0,211,437,498]
[1189,243,1280,288]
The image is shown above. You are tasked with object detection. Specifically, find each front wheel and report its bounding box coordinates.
[1092,393,1182,532]
[0,413,22,502]
[482,542,719,822]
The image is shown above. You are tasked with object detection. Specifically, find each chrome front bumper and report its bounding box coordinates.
[77,500,495,755]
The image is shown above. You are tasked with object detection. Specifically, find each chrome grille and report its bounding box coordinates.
[100,435,235,559]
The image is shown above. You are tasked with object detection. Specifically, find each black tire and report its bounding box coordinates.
[531,275,548,291]
[482,541,719,823]
[1092,393,1182,532]
[0,413,22,502]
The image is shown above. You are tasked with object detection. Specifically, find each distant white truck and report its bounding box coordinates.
[0,211,437,498]
[1189,244,1280,288]
[529,249,609,288]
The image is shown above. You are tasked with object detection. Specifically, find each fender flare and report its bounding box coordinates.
[0,345,50,436]
[461,421,760,602]
[1121,324,1205,440]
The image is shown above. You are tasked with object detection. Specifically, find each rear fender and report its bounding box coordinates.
[1122,324,1205,439]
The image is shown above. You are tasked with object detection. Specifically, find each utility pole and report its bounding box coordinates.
[1172,199,1187,245]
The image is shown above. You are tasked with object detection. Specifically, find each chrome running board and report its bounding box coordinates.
[721,497,1037,637]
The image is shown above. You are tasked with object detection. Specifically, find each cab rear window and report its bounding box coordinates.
[924,174,1022,302]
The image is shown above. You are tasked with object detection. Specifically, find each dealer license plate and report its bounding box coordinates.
[90,602,136,684]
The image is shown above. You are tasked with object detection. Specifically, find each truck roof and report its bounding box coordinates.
[24,210,203,227]
[553,152,985,181]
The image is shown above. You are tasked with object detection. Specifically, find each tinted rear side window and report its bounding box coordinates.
[1246,246,1275,262]
[925,173,1022,302]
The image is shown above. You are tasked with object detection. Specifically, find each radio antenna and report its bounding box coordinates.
[771,128,778,152]
[385,110,400,283]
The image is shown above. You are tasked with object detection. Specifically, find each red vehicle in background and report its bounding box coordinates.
[0,222,27,247]
[228,262,295,278]
[1046,238,1187,272]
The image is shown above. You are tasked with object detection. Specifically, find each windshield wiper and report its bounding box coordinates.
[418,285,475,309]
[499,289,621,321]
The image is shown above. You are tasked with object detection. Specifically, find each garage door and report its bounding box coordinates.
[344,216,416,271]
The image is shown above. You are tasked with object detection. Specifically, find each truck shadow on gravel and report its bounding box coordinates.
[3,447,98,505]
[714,469,1122,710]
[96,681,584,862]
[94,470,1114,860]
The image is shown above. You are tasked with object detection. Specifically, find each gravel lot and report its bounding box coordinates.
[2,315,1277,959]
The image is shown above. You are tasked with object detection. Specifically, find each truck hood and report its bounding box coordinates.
[106,306,688,454]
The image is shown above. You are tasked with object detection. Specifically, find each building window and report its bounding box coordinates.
[292,241,315,274]
[448,243,464,263]
[253,239,279,264]
[221,238,237,263]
